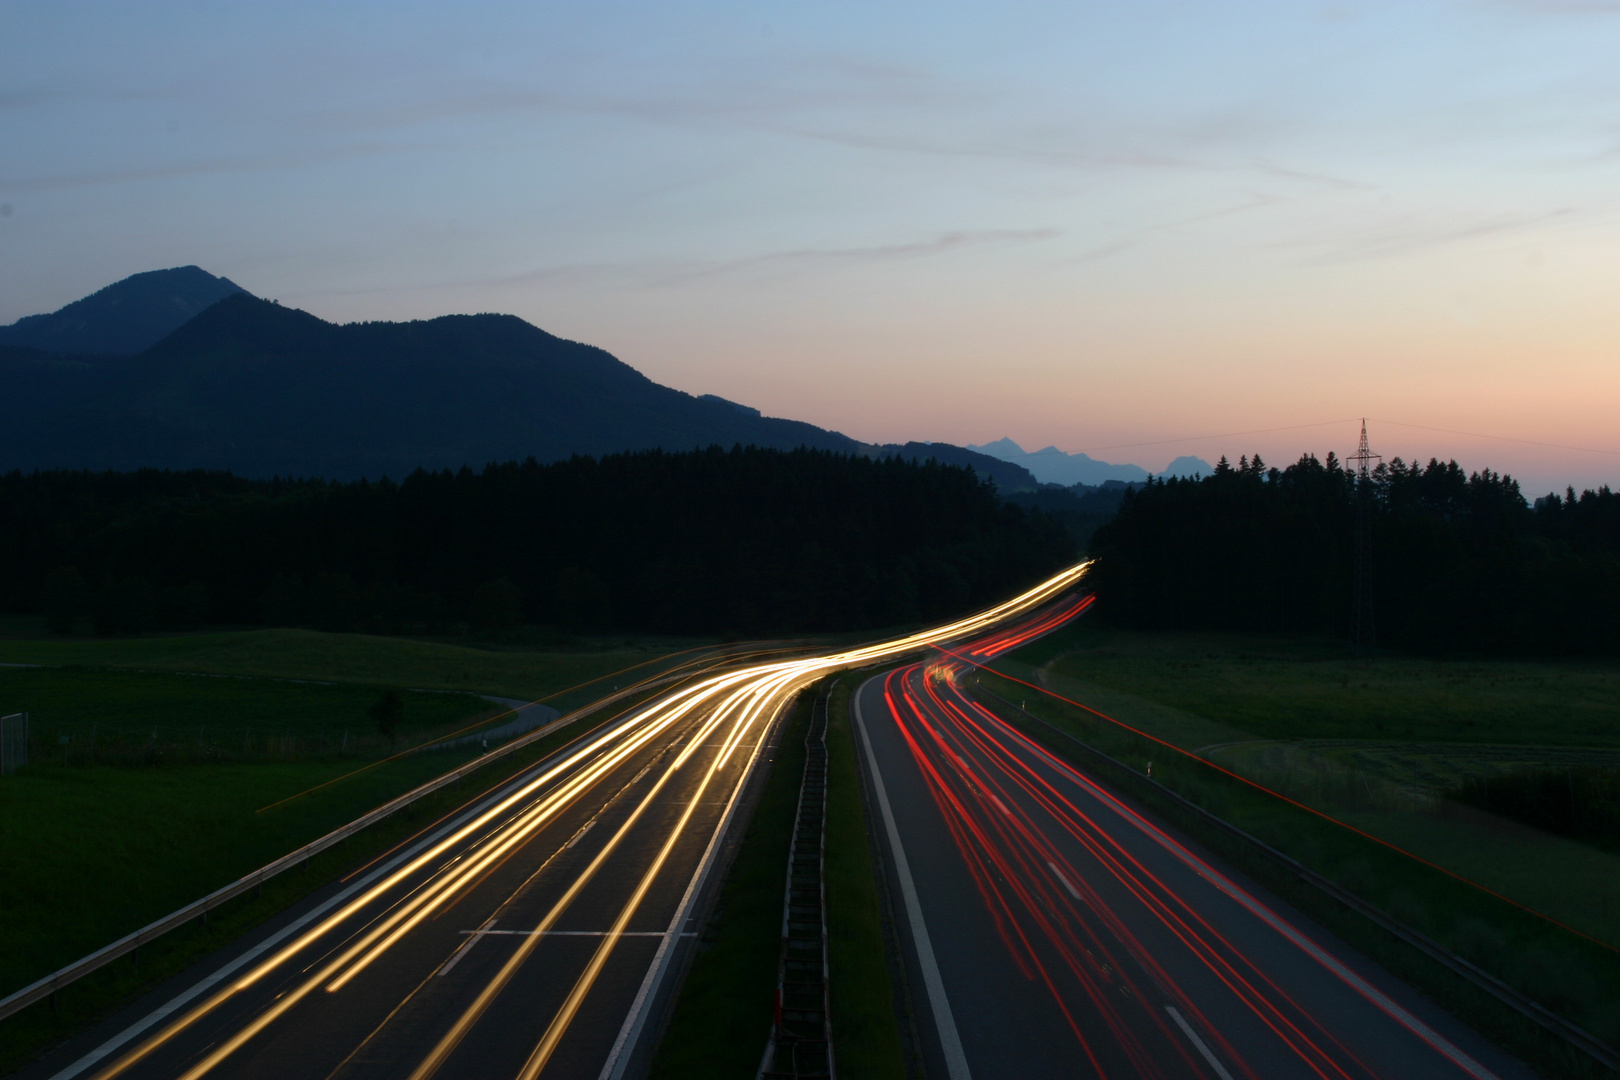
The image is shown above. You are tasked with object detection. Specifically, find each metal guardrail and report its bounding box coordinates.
[0,674,684,1024]
[974,682,1620,1075]
[760,687,835,1079]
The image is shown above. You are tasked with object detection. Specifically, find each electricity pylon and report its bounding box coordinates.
[1348,419,1381,657]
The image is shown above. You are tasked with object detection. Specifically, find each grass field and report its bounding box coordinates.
[1,666,496,764]
[0,627,714,705]
[0,748,488,1000]
[1023,623,1620,748]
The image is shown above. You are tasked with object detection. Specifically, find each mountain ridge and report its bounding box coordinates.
[970,436,1211,485]
[0,285,1032,492]
[0,292,862,478]
[0,269,1041,490]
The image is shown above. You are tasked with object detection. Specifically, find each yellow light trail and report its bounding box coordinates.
[92,561,1091,1080]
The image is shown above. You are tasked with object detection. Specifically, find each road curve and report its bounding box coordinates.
[854,635,1539,1080]
[36,564,1093,1080]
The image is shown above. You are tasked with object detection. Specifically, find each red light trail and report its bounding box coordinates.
[874,597,1499,1079]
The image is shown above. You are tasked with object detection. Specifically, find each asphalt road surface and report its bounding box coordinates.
[56,662,774,1080]
[29,566,1092,1080]
[854,653,1540,1080]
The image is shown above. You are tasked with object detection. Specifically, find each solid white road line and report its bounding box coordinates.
[1165,1005,1235,1080]
[855,681,973,1080]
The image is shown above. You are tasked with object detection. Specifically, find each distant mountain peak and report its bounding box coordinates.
[0,266,249,355]
[967,437,1149,487]
[1159,455,1214,478]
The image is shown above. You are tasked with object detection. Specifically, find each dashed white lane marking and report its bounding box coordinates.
[1046,861,1082,901]
[437,915,496,976]
[1166,1005,1235,1080]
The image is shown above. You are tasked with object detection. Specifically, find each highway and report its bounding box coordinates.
[33,564,1091,1080]
[854,623,1539,1080]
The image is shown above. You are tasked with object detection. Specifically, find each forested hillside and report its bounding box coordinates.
[0,292,860,478]
[1089,452,1620,655]
[0,447,1073,637]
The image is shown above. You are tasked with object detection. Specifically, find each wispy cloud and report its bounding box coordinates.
[310,228,1060,301]
[657,228,1060,283]
[293,52,1368,194]
[0,142,413,193]
[1054,194,1289,267]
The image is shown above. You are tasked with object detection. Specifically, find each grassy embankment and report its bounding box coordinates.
[651,679,906,1079]
[977,622,1620,1077]
[0,628,697,1076]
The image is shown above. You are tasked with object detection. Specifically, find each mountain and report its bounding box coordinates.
[0,293,862,479]
[1160,454,1213,479]
[969,438,1214,484]
[867,442,1040,492]
[0,271,1055,487]
[969,438,1151,486]
[0,266,247,355]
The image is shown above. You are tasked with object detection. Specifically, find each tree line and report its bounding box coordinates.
[0,446,1075,639]
[1088,452,1620,655]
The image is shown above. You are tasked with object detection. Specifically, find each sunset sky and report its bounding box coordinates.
[3,1,1618,494]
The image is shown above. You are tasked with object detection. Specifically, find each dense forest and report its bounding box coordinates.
[0,447,1074,638]
[1003,481,1135,549]
[1089,452,1620,655]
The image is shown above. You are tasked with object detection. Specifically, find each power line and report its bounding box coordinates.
[1073,418,1359,455]
[1065,417,1616,462]
[1368,418,1620,458]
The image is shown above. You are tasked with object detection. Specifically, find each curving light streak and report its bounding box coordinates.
[93,561,1093,1080]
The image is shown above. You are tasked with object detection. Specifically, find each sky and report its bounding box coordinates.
[3,1,1618,495]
